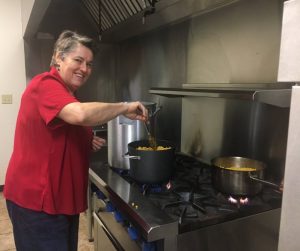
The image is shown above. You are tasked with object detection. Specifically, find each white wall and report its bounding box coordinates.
[21,0,35,35]
[0,0,26,185]
[278,0,300,82]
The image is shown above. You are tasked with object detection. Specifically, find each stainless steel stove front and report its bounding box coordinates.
[88,166,178,251]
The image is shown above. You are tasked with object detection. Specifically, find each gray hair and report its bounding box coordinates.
[50,30,97,67]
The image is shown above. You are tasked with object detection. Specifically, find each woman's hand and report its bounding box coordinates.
[92,136,106,152]
[279,179,284,192]
[123,102,148,121]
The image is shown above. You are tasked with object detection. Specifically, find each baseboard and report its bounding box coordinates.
[0,185,3,192]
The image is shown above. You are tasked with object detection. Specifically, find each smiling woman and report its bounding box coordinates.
[54,44,94,93]
[50,31,95,93]
[3,30,148,251]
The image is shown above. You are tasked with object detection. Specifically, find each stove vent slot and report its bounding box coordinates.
[80,0,159,33]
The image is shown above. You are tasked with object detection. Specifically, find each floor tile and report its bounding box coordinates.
[0,194,5,209]
[0,232,16,251]
[0,207,9,221]
[0,219,13,234]
[79,213,94,251]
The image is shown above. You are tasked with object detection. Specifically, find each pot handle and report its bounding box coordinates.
[249,173,280,189]
[123,152,141,160]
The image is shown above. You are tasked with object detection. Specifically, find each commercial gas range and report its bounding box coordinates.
[87,154,282,251]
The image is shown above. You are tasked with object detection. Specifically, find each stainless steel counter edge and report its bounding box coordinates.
[89,164,179,242]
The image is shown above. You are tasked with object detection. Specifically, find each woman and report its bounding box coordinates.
[4,30,148,251]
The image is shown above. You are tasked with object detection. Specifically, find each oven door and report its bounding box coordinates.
[93,211,140,251]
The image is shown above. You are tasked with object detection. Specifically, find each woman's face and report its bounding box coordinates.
[56,43,93,93]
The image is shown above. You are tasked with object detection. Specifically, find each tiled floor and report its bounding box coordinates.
[0,192,94,251]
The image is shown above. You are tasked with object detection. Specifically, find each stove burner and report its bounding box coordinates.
[240,197,249,205]
[162,190,207,224]
[141,184,163,195]
[227,196,250,208]
[109,166,172,195]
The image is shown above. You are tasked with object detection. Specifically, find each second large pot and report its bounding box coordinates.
[127,140,175,184]
[211,156,266,196]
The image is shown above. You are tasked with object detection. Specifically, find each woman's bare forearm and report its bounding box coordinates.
[58,102,128,126]
[58,101,147,126]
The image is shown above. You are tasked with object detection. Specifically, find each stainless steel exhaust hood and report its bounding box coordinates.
[79,0,239,41]
[80,0,162,32]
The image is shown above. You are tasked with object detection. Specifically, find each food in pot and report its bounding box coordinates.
[221,166,256,172]
[136,146,172,151]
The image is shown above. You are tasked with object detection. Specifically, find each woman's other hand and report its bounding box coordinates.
[92,136,106,152]
[123,101,148,121]
[279,179,284,192]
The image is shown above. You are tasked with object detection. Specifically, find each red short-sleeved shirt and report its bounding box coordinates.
[4,67,93,215]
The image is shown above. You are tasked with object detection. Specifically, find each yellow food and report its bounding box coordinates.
[136,146,171,151]
[222,166,256,172]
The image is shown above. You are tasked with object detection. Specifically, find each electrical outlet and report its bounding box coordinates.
[2,94,13,104]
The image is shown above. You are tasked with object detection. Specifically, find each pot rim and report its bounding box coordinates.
[128,139,176,150]
[211,156,266,172]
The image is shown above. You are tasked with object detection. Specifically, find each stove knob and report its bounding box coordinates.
[142,241,156,251]
[127,226,138,241]
[95,190,106,200]
[114,210,124,223]
[105,202,115,212]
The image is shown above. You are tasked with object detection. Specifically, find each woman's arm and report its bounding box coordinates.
[57,101,147,126]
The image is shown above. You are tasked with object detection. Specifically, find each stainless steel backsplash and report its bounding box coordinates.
[181,97,288,181]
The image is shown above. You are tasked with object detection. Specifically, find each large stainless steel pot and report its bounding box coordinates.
[108,116,146,169]
[211,156,276,196]
[127,140,175,184]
